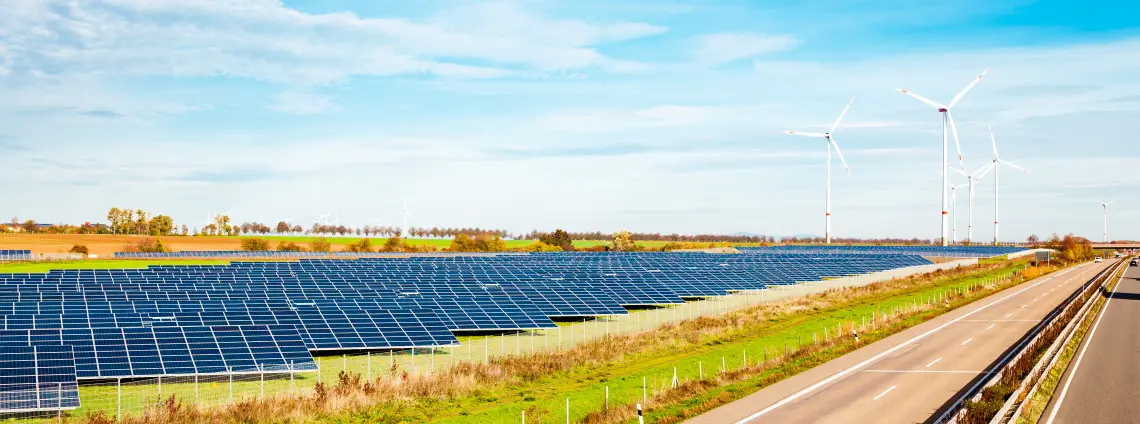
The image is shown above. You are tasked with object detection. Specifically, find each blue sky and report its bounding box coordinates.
[2,0,1138,241]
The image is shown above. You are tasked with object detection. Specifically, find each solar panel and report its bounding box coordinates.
[0,325,316,379]
[0,344,80,413]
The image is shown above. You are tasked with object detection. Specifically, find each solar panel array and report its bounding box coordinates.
[738,245,1027,258]
[0,345,80,413]
[0,249,938,412]
[0,250,32,261]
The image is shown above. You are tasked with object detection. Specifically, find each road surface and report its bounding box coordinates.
[1042,260,1140,424]
[686,261,1109,424]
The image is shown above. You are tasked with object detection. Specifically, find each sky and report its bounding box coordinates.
[1,0,1138,241]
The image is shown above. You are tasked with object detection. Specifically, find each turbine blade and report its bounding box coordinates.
[829,97,854,134]
[1001,160,1030,174]
[786,131,828,137]
[973,162,992,176]
[974,162,996,180]
[895,88,946,110]
[989,125,999,158]
[829,138,851,175]
[948,68,989,109]
[950,167,970,177]
[947,111,965,170]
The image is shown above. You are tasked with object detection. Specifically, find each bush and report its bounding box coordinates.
[382,237,405,252]
[124,238,168,253]
[449,234,508,252]
[277,241,305,252]
[309,238,332,253]
[68,244,89,255]
[520,241,562,252]
[344,239,374,253]
[240,237,271,251]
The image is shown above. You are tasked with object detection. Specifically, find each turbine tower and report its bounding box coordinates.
[786,97,854,244]
[987,125,1030,245]
[946,181,967,243]
[1100,198,1119,243]
[896,68,988,246]
[952,163,996,244]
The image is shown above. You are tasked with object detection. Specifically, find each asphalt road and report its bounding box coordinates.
[1042,260,1140,424]
[686,261,1110,424]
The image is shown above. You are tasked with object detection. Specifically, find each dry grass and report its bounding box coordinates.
[54,261,1029,424]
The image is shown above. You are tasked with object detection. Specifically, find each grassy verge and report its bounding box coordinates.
[89,260,1044,424]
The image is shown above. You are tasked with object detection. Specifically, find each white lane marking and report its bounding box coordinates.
[734,272,1061,424]
[926,357,942,368]
[961,337,974,346]
[985,324,996,331]
[872,386,897,401]
[1045,266,1124,424]
[1005,313,1013,318]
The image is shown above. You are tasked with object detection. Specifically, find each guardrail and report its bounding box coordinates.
[934,258,1127,424]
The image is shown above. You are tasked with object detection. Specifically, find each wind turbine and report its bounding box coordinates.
[897,68,989,246]
[402,204,410,238]
[198,212,211,235]
[786,97,854,244]
[952,162,996,244]
[946,180,968,244]
[987,125,1030,245]
[1100,198,1119,243]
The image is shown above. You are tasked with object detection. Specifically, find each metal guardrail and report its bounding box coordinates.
[933,258,1126,424]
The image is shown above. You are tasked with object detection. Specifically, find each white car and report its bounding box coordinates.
[1094,257,1103,263]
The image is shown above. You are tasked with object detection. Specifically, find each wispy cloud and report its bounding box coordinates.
[693,32,798,65]
[267,90,339,115]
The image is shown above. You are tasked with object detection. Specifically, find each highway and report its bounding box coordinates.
[1042,259,1140,424]
[686,261,1110,424]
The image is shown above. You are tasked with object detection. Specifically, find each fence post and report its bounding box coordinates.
[522,410,526,424]
[318,356,322,382]
[367,352,372,380]
[229,367,233,404]
[643,376,647,405]
[722,356,726,375]
[743,349,747,368]
[157,376,162,397]
[412,348,417,376]
[116,378,121,423]
[342,354,347,374]
[260,364,265,397]
[605,386,609,410]
[195,374,199,402]
[699,361,703,379]
[566,397,570,424]
[290,361,295,393]
[637,403,644,424]
[672,367,678,388]
[485,335,489,360]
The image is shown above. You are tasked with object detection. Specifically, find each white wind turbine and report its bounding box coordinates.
[1100,198,1120,243]
[786,97,854,244]
[402,204,410,238]
[987,125,1030,245]
[897,68,989,246]
[198,212,212,235]
[951,162,996,244]
[946,180,968,243]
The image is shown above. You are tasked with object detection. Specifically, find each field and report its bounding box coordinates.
[56,259,1044,424]
[0,234,729,258]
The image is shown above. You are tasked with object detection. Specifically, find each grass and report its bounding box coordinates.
[72,259,1043,424]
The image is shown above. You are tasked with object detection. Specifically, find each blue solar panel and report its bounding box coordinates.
[0,344,80,412]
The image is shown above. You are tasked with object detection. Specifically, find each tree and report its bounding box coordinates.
[276,221,290,234]
[611,230,637,251]
[181,224,189,236]
[292,224,303,233]
[22,220,38,233]
[69,244,89,255]
[383,236,405,252]
[240,237,271,251]
[345,239,374,253]
[538,229,575,251]
[148,215,174,236]
[449,234,476,252]
[1026,234,1040,247]
[521,241,562,252]
[309,238,332,253]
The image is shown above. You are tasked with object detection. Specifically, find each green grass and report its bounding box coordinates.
[0,260,231,273]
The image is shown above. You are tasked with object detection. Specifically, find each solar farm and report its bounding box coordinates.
[0,246,1024,419]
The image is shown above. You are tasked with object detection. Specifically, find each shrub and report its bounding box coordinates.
[309,238,332,253]
[277,241,305,252]
[125,238,169,253]
[68,244,89,255]
[382,237,405,252]
[240,237,271,251]
[345,239,374,253]
[520,241,562,252]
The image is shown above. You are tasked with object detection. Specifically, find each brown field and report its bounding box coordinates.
[0,234,243,257]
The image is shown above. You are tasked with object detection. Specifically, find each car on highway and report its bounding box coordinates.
[1094,256,1103,263]
[1131,259,1138,267]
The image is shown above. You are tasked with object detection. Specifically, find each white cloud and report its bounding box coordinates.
[543,105,709,133]
[267,90,338,115]
[694,32,797,65]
